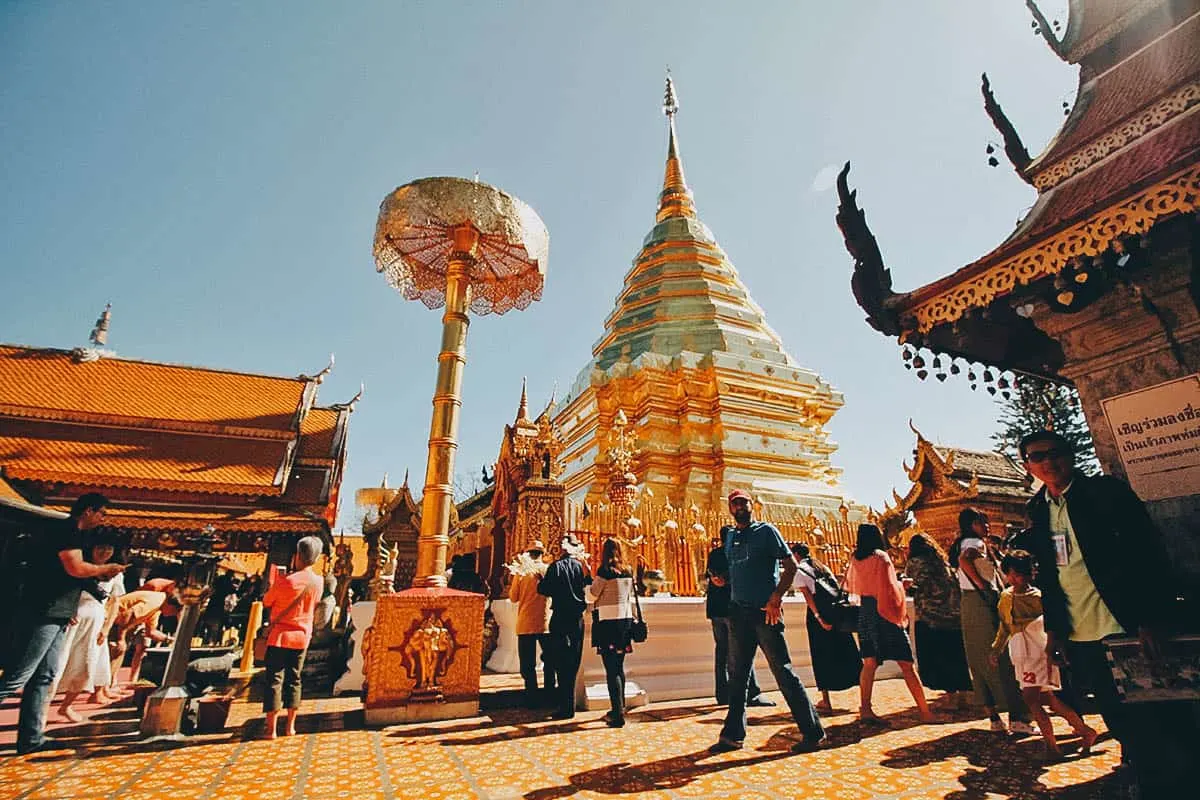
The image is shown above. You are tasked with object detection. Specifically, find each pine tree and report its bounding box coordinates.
[992,375,1099,474]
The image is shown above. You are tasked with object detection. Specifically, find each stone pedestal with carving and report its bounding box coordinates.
[363,588,486,725]
[513,482,566,560]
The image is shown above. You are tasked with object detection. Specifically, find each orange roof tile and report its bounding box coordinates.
[0,474,26,504]
[1033,13,1200,172]
[298,407,341,460]
[1,418,288,495]
[0,346,309,434]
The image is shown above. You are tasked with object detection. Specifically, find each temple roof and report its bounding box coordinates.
[1060,0,1178,64]
[0,343,353,540]
[0,417,291,495]
[838,1,1200,360]
[1028,10,1200,184]
[0,345,309,434]
[586,76,803,375]
[882,426,1029,521]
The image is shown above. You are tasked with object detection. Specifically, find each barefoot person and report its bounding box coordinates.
[51,531,125,721]
[989,549,1096,761]
[844,524,933,725]
[0,494,121,755]
[260,536,324,739]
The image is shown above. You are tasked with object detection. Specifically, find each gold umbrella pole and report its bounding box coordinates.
[415,224,478,587]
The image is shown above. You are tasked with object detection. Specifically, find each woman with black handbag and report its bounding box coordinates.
[790,542,861,714]
[590,538,638,728]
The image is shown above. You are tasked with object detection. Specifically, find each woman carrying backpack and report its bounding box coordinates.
[791,542,862,713]
[904,533,973,708]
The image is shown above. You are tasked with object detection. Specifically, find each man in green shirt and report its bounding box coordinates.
[1017,430,1196,797]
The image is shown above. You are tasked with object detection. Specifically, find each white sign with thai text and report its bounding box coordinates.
[1102,373,1200,501]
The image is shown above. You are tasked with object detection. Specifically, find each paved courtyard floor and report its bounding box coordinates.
[0,681,1125,799]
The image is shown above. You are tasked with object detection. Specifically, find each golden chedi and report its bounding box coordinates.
[555,75,849,516]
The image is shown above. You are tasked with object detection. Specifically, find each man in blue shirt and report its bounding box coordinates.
[711,490,824,754]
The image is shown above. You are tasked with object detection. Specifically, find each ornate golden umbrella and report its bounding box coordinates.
[374,176,548,588]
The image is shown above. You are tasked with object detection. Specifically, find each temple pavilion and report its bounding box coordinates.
[554,75,855,519]
[837,0,1200,574]
[0,337,356,562]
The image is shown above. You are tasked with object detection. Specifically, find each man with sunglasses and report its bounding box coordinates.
[1018,430,1195,796]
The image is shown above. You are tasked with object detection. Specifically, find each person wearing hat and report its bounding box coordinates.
[712,490,825,754]
[706,529,772,708]
[509,541,554,707]
[260,535,325,738]
[538,534,592,719]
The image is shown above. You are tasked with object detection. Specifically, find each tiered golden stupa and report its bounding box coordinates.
[555,74,849,516]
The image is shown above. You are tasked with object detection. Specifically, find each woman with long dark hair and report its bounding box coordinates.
[791,542,861,713]
[950,508,1031,734]
[590,538,637,728]
[904,533,972,706]
[845,524,932,723]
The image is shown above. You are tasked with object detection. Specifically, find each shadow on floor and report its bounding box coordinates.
[881,726,1123,799]
[522,747,790,799]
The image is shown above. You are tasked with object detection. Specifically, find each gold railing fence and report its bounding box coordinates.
[565,498,858,596]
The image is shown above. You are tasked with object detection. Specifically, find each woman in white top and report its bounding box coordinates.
[590,538,637,728]
[949,508,1031,734]
[52,535,125,721]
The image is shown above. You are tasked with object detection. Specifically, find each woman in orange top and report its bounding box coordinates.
[261,536,324,739]
[845,524,933,724]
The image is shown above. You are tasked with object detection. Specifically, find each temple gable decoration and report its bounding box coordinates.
[879,423,1032,552]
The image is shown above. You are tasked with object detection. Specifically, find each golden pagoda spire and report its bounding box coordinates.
[516,376,530,423]
[657,70,697,223]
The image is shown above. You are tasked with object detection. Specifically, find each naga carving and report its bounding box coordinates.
[981,73,1032,176]
[836,162,901,335]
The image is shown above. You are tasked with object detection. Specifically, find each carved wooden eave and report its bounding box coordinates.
[838,2,1200,379]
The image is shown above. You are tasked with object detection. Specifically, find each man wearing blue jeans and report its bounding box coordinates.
[0,493,121,755]
[706,532,772,708]
[711,490,824,754]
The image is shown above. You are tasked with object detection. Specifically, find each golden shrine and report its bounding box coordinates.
[878,423,1032,553]
[837,0,1200,575]
[554,75,859,519]
[434,76,873,597]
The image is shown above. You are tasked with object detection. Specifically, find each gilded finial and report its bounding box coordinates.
[657,70,696,223]
[89,302,112,347]
[312,353,335,384]
[516,376,530,422]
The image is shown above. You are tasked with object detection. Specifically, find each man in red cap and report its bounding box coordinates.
[710,489,825,754]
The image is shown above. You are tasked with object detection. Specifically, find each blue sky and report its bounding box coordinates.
[0,1,1075,529]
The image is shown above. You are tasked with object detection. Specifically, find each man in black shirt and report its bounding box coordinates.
[0,493,123,754]
[537,534,592,720]
[706,531,771,707]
